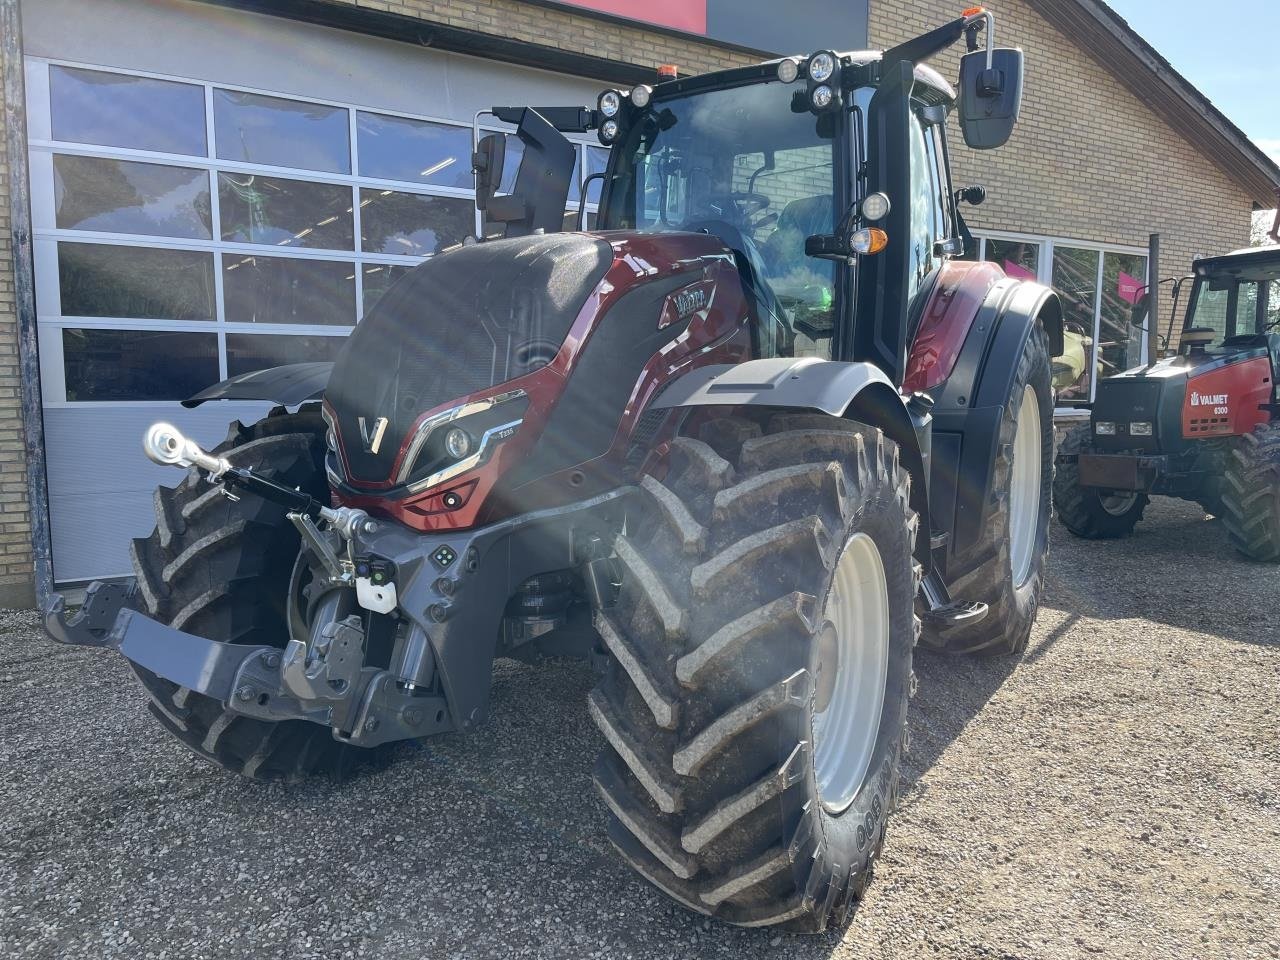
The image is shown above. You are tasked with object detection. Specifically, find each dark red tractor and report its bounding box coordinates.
[47,10,1062,930]
[1054,243,1280,560]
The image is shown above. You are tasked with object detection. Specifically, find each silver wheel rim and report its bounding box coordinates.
[1099,491,1138,516]
[812,532,890,815]
[1009,384,1043,589]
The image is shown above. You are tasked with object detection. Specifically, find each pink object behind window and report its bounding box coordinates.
[1003,258,1036,281]
[1117,270,1143,305]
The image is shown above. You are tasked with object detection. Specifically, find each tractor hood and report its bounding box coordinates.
[326,233,614,484]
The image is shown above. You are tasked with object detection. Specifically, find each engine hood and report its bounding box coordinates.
[327,233,614,483]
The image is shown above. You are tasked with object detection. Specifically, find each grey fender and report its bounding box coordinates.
[181,361,333,408]
[651,357,932,568]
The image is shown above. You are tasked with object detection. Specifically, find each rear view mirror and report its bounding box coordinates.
[472,133,507,212]
[958,47,1024,150]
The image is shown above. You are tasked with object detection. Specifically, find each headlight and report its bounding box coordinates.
[776,58,800,84]
[630,84,652,108]
[326,427,337,452]
[808,51,836,83]
[1095,421,1117,435]
[861,191,891,221]
[598,90,622,118]
[444,427,472,460]
[600,119,620,142]
[811,84,834,109]
[1130,422,1153,436]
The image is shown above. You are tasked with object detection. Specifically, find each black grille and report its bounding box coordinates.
[327,234,612,482]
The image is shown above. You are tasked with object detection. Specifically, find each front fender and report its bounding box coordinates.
[651,358,931,568]
[181,361,333,409]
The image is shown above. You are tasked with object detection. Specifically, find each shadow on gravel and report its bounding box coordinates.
[1049,502,1280,650]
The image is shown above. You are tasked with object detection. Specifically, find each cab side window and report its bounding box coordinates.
[906,111,943,301]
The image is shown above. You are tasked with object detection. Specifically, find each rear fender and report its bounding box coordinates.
[928,279,1061,567]
[651,358,932,568]
[181,361,333,409]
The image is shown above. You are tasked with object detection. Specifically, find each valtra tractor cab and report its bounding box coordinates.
[47,10,1063,930]
[1054,243,1280,561]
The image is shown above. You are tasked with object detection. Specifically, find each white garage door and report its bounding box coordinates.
[22,0,606,583]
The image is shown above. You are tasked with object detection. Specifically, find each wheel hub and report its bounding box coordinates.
[811,532,890,815]
[1009,384,1043,589]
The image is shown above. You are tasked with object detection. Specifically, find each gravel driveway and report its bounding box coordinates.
[2,498,1277,959]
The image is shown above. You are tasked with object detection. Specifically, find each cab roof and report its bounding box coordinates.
[1193,245,1280,279]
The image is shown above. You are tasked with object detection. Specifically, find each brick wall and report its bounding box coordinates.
[868,0,1254,331]
[0,16,36,609]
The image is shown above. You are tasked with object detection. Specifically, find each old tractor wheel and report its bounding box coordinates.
[128,407,375,780]
[1052,423,1148,539]
[590,415,918,931]
[928,322,1054,656]
[1221,422,1280,562]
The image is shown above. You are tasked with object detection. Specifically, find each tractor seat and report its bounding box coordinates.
[1181,327,1218,346]
[761,195,834,277]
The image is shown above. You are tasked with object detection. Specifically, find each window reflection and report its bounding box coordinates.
[1099,252,1147,375]
[49,66,207,156]
[218,173,353,249]
[359,189,472,256]
[214,89,350,174]
[62,328,218,401]
[222,254,356,326]
[357,113,472,188]
[226,332,348,376]
[54,155,211,239]
[58,243,215,320]
[362,264,412,314]
[985,238,1039,280]
[1052,246,1100,403]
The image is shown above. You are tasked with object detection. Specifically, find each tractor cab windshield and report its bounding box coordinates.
[598,78,843,354]
[1184,252,1280,349]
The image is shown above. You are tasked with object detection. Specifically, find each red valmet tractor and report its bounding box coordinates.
[1054,243,1280,560]
[47,10,1062,930]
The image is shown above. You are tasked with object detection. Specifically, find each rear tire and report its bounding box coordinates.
[591,414,919,931]
[1221,423,1280,562]
[1052,424,1148,539]
[128,407,375,781]
[927,323,1054,656]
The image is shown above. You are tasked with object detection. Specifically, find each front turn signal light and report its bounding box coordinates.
[851,228,888,255]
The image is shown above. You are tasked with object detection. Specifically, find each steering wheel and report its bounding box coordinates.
[702,192,771,223]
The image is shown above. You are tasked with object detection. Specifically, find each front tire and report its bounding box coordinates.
[591,415,918,931]
[928,323,1054,656]
[1221,422,1280,562]
[1052,424,1148,539]
[128,407,374,781]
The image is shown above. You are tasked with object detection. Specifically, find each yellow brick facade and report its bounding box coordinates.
[0,23,37,609]
[868,0,1253,296]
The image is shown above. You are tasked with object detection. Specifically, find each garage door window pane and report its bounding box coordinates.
[985,238,1039,280]
[356,113,473,188]
[62,328,218,401]
[360,189,472,256]
[226,332,349,377]
[59,243,215,320]
[1100,252,1148,374]
[362,264,412,313]
[54,155,212,239]
[214,90,350,174]
[1052,246,1100,403]
[49,66,207,156]
[219,173,353,249]
[223,255,355,325]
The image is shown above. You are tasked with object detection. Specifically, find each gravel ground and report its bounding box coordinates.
[1,497,1277,960]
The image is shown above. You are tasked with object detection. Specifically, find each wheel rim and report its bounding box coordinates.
[1009,384,1043,589]
[812,532,890,815]
[1098,491,1138,516]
